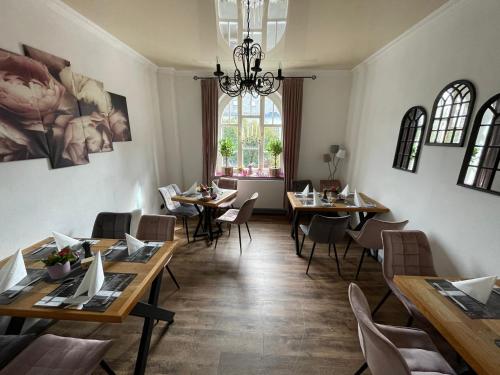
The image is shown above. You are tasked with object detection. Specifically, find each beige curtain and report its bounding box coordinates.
[201,79,219,184]
[283,78,304,198]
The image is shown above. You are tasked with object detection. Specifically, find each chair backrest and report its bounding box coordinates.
[308,215,350,244]
[291,179,313,192]
[381,230,437,281]
[355,218,409,250]
[349,283,411,375]
[136,215,177,241]
[217,177,238,190]
[234,192,258,224]
[91,212,131,239]
[159,184,181,212]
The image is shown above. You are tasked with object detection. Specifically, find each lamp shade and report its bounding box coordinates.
[323,153,332,162]
[336,149,346,159]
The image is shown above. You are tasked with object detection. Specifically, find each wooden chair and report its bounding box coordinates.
[136,215,180,289]
[214,193,258,253]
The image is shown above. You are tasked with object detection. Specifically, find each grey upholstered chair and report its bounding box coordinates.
[136,214,180,289]
[348,283,456,375]
[159,184,202,243]
[291,179,313,192]
[92,212,132,239]
[0,334,114,374]
[215,177,238,209]
[214,192,258,253]
[300,215,350,275]
[344,218,409,280]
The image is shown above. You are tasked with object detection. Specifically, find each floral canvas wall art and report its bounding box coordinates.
[106,91,131,142]
[23,45,89,168]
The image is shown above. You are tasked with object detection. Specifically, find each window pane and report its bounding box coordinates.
[267,21,277,50]
[221,126,238,167]
[242,117,260,146]
[243,0,263,29]
[219,0,237,19]
[230,98,238,123]
[476,126,490,146]
[243,149,259,167]
[464,166,477,185]
[242,94,259,116]
[263,127,282,168]
[268,0,288,19]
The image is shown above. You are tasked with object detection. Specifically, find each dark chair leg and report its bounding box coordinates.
[214,227,219,249]
[406,316,414,327]
[299,234,306,255]
[333,243,341,276]
[245,222,252,240]
[306,242,316,275]
[343,237,353,259]
[183,217,190,243]
[354,362,368,375]
[100,360,116,375]
[238,224,242,254]
[355,248,367,280]
[328,243,331,256]
[166,265,180,289]
[372,289,391,317]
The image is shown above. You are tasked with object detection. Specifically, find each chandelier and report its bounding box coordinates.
[194,0,316,96]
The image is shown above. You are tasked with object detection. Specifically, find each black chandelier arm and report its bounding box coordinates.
[195,75,317,81]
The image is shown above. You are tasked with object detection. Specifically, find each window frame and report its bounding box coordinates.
[218,92,283,175]
[457,92,500,196]
[425,80,476,147]
[392,106,427,173]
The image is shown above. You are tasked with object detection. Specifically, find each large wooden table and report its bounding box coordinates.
[394,275,500,375]
[172,188,238,242]
[287,192,390,256]
[0,237,178,375]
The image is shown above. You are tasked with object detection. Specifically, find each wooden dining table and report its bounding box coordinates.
[287,191,390,256]
[394,275,500,375]
[172,188,238,242]
[0,237,179,375]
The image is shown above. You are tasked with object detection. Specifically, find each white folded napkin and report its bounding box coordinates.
[52,231,80,250]
[302,184,309,196]
[126,233,145,256]
[340,184,350,196]
[451,276,497,304]
[353,189,366,207]
[0,249,27,294]
[72,251,104,299]
[183,182,198,196]
[212,181,221,194]
[313,189,321,206]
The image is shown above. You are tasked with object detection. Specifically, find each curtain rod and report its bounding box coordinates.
[193,75,317,80]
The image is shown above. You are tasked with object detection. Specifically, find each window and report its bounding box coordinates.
[458,93,500,195]
[393,106,427,173]
[217,0,288,52]
[426,80,475,146]
[218,93,282,176]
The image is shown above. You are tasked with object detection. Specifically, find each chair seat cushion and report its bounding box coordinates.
[216,209,239,223]
[0,334,112,375]
[0,334,35,369]
[299,224,309,236]
[399,348,456,374]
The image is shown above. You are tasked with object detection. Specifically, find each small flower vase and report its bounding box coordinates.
[47,261,71,280]
[247,164,253,175]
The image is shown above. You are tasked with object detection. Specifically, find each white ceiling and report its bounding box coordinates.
[62,0,448,70]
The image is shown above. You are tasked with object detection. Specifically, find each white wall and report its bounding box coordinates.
[0,0,166,256]
[345,0,500,277]
[157,70,352,209]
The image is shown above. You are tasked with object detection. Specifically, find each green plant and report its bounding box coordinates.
[266,138,283,169]
[42,247,76,266]
[219,137,236,167]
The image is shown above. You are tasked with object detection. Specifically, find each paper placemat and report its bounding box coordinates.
[427,279,500,319]
[34,272,136,312]
[0,269,47,305]
[103,240,163,263]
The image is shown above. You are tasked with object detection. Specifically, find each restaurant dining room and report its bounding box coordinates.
[0,0,499,374]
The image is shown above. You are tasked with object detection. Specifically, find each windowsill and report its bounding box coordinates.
[215,171,284,180]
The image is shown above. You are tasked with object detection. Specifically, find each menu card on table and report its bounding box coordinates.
[103,241,164,263]
[34,272,136,312]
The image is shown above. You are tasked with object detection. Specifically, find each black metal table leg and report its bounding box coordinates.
[133,269,174,375]
[294,211,302,256]
[206,207,214,242]
[354,212,376,230]
[5,317,25,335]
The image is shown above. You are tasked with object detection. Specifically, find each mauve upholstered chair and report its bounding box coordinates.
[136,214,180,289]
[0,334,114,375]
[91,212,132,239]
[299,215,350,275]
[373,230,437,324]
[344,218,409,280]
[214,192,258,253]
[348,283,456,375]
[158,184,202,243]
[216,177,238,209]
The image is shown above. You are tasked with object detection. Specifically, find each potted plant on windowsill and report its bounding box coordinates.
[219,137,236,177]
[42,247,77,280]
[266,138,283,177]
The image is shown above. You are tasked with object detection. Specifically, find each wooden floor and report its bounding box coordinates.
[47,215,407,374]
